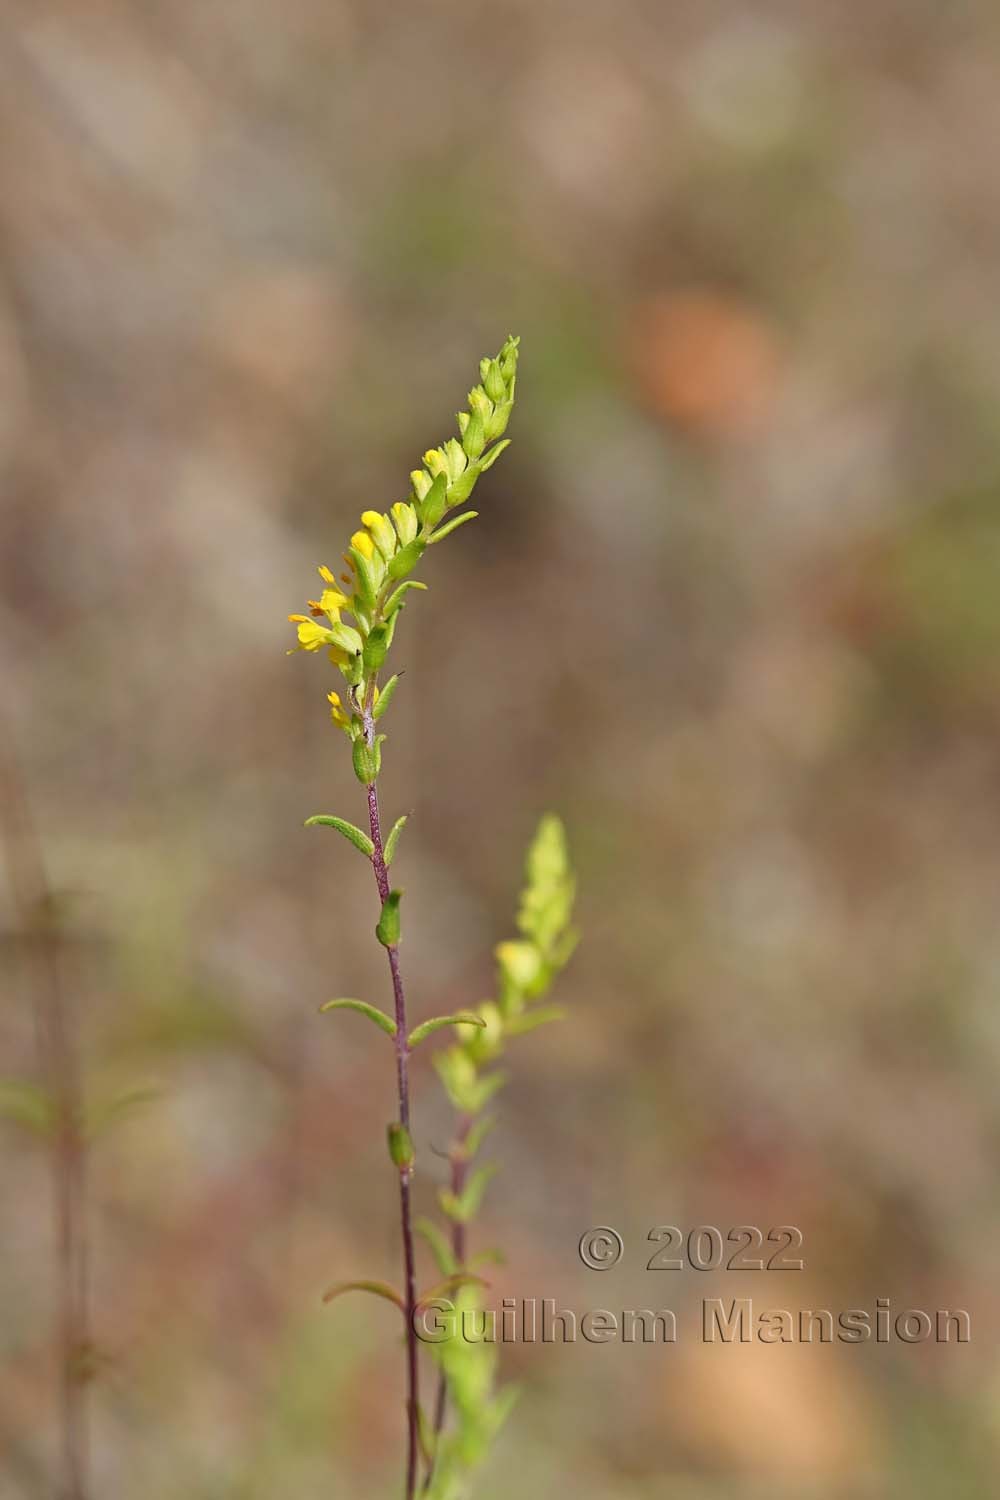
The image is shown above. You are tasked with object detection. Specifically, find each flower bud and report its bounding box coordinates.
[387,1122,414,1170]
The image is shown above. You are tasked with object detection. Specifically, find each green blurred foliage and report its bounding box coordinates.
[2,0,1000,1495]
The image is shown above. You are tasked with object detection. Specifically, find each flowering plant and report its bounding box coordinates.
[288,337,576,1499]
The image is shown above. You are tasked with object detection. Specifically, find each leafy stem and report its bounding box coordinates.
[363,699,421,1500]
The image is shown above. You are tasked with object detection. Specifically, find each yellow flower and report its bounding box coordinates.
[317,564,337,584]
[327,691,351,730]
[307,587,347,623]
[361,510,398,561]
[287,616,336,653]
[350,529,375,560]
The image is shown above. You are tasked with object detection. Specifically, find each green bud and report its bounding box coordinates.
[392,502,419,545]
[416,473,448,529]
[484,359,506,402]
[496,939,543,990]
[387,1121,414,1169]
[444,438,467,481]
[500,335,519,381]
[376,889,402,947]
[409,469,432,502]
[364,511,397,561]
[456,410,470,435]
[352,736,383,784]
[424,448,448,479]
[485,402,512,443]
[462,407,486,460]
[350,549,379,609]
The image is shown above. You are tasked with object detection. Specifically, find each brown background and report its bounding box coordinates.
[2,2,999,1495]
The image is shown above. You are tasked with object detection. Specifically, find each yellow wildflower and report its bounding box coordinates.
[287,616,336,653]
[307,587,347,623]
[361,510,398,561]
[327,691,351,731]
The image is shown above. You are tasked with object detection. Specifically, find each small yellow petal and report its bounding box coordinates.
[319,588,346,621]
[350,530,375,560]
[318,564,336,583]
[296,620,334,651]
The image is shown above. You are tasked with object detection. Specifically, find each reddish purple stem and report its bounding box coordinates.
[365,768,420,1500]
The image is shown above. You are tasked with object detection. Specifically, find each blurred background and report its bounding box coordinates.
[2,1,999,1496]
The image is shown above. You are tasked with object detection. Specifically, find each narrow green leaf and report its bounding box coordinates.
[440,1164,498,1223]
[384,814,408,867]
[0,1080,54,1137]
[469,1246,506,1269]
[445,462,480,505]
[328,620,365,655]
[376,889,402,947]
[384,581,428,618]
[416,1217,458,1277]
[416,1403,435,1469]
[85,1086,159,1141]
[478,437,511,472]
[490,1383,521,1436]
[322,1279,404,1312]
[462,1113,496,1159]
[304,815,374,858]
[416,1273,489,1311]
[417,472,449,529]
[362,623,390,675]
[428,511,479,545]
[469,1070,507,1114]
[350,549,379,609]
[505,1005,567,1037]
[388,537,427,580]
[373,674,401,720]
[319,999,396,1037]
[408,1012,486,1049]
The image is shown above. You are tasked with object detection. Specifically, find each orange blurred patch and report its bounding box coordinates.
[206,266,349,399]
[630,290,782,437]
[669,1325,879,1479]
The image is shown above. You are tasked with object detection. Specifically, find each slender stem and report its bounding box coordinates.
[424,1114,471,1490]
[0,744,89,1500]
[363,720,420,1500]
